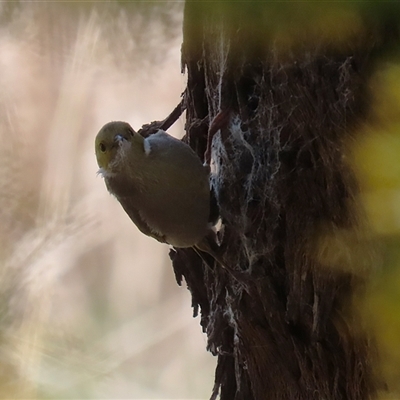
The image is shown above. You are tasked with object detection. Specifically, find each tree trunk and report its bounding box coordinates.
[170,3,398,399]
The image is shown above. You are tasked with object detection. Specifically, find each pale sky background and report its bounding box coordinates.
[0,2,215,399]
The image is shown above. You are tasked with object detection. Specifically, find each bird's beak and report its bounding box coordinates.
[115,134,128,142]
[113,134,129,148]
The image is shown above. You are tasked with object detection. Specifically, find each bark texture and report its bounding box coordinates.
[170,3,398,399]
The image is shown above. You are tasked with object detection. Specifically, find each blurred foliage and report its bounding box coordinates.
[350,61,400,397]
[186,0,400,62]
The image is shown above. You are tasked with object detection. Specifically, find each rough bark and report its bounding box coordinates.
[170,3,399,400]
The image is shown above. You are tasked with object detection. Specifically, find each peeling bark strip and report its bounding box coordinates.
[169,3,398,399]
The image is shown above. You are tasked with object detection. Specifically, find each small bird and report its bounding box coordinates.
[95,121,213,250]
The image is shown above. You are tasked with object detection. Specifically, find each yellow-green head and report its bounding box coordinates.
[95,121,136,171]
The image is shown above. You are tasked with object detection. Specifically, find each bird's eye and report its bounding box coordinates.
[99,142,106,153]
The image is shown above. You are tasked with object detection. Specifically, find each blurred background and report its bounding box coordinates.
[0,2,215,399]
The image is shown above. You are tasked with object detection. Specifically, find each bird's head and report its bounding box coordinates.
[95,121,139,172]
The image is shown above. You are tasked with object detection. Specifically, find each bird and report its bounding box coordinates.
[95,121,217,252]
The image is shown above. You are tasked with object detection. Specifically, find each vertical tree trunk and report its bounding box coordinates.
[170,3,398,399]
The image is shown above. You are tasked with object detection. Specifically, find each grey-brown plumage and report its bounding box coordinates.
[95,121,211,248]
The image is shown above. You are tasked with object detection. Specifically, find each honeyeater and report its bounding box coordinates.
[95,121,214,250]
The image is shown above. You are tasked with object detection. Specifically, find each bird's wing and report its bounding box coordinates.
[117,196,168,244]
[145,131,198,166]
